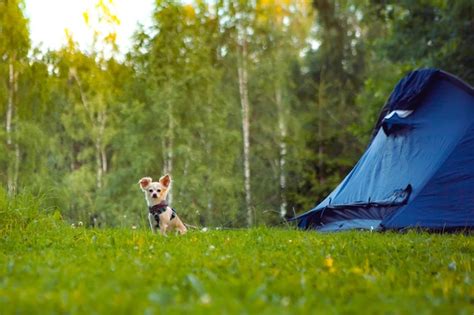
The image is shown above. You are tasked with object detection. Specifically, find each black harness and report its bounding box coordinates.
[148,201,176,227]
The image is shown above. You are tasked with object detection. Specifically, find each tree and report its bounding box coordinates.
[41,0,127,222]
[374,0,474,85]
[78,0,121,190]
[116,1,245,227]
[9,0,473,229]
[0,0,30,196]
[289,0,367,212]
[218,0,256,226]
[253,0,313,218]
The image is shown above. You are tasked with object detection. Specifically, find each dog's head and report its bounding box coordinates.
[138,175,171,206]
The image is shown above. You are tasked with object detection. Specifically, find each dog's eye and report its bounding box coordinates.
[157,189,161,193]
[148,189,153,193]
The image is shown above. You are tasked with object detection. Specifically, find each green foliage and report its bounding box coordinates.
[0,209,472,314]
[0,0,30,58]
[0,189,61,234]
[351,63,411,143]
[373,0,474,84]
[0,0,472,226]
[1,2,472,312]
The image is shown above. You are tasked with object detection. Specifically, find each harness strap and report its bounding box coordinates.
[149,201,177,227]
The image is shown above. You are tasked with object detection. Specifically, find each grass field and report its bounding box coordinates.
[1,197,473,314]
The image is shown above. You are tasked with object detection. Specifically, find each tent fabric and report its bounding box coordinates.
[296,68,474,232]
[370,69,473,142]
[370,69,439,141]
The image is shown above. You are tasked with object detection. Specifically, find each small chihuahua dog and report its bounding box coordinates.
[138,175,187,235]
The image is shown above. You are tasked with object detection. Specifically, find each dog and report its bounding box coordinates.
[138,175,187,235]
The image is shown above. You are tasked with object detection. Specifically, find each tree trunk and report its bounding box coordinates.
[6,58,17,196]
[71,68,108,190]
[237,37,252,227]
[101,148,107,174]
[13,143,20,195]
[6,61,14,146]
[100,110,108,175]
[163,100,174,205]
[318,73,325,185]
[276,87,287,218]
[95,109,107,190]
[95,140,103,189]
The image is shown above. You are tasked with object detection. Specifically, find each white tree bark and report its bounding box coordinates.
[101,148,107,174]
[163,100,174,205]
[6,61,14,196]
[6,58,18,196]
[237,37,252,227]
[275,87,287,218]
[6,61,14,146]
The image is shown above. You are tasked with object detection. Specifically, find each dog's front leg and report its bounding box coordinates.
[148,214,158,234]
[159,221,168,236]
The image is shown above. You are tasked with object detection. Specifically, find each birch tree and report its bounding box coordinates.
[0,0,30,196]
[228,1,254,227]
[237,36,252,226]
[58,0,121,193]
[82,0,120,190]
[254,0,313,218]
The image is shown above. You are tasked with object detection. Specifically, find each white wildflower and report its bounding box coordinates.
[200,294,211,304]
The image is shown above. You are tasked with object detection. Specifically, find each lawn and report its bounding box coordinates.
[0,206,473,314]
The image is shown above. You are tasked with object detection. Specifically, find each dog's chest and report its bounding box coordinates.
[148,212,159,226]
[148,207,171,226]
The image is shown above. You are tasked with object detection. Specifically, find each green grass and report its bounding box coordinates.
[0,200,473,314]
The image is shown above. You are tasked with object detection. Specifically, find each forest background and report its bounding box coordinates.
[1,0,472,228]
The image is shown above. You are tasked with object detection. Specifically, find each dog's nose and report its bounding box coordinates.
[152,193,158,198]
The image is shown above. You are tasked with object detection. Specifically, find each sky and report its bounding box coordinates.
[24,0,155,55]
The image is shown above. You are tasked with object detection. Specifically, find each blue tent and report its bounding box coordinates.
[296,69,474,232]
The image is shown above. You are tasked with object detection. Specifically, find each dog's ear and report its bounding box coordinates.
[138,177,152,190]
[159,174,171,188]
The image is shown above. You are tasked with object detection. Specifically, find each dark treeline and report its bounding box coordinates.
[1,0,472,228]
